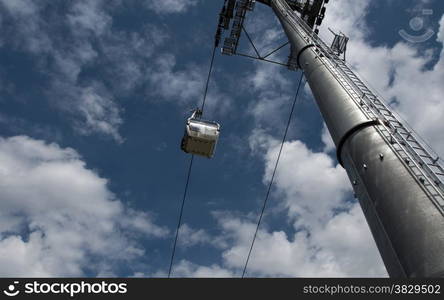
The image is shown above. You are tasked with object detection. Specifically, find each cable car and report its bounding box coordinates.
[180,109,221,158]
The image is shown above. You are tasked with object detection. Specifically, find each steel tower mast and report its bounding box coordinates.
[218,0,444,277]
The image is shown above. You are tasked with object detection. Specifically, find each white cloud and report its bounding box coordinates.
[319,0,370,41]
[1,0,230,141]
[249,62,291,92]
[147,54,232,116]
[258,134,352,229]
[167,132,386,277]
[215,203,386,277]
[245,63,297,130]
[321,124,335,154]
[0,136,168,276]
[202,131,385,277]
[0,0,171,142]
[0,0,38,16]
[177,224,212,248]
[146,0,199,14]
[177,224,227,249]
[50,81,124,143]
[68,0,111,37]
[76,84,124,143]
[170,260,234,278]
[0,0,52,53]
[173,130,387,277]
[99,25,169,94]
[148,54,204,105]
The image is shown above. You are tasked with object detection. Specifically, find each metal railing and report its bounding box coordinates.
[273,0,444,212]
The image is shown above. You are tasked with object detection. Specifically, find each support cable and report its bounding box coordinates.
[241,72,305,278]
[168,155,194,277]
[238,25,291,69]
[242,25,262,58]
[262,41,290,59]
[201,46,218,114]
[168,46,217,278]
[236,52,289,67]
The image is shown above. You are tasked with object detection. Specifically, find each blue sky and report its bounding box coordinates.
[0,0,443,277]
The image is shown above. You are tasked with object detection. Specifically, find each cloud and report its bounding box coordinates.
[0,0,51,53]
[163,132,386,277]
[148,54,204,105]
[0,0,170,142]
[1,0,231,141]
[177,224,227,249]
[169,260,234,278]
[214,203,386,277]
[67,0,112,37]
[99,25,169,94]
[145,0,199,14]
[147,54,232,116]
[321,124,335,154]
[0,113,63,142]
[197,132,385,277]
[0,136,168,276]
[177,224,212,248]
[256,133,352,228]
[51,81,124,143]
[245,62,298,130]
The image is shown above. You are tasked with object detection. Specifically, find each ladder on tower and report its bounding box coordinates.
[274,0,444,213]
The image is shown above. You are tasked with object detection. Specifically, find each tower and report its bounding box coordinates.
[218,0,444,277]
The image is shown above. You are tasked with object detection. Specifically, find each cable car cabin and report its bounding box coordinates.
[181,109,220,158]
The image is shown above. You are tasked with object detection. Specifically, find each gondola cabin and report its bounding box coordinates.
[181,109,220,158]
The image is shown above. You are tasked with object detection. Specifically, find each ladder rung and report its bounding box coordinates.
[373,100,385,106]
[398,129,411,135]
[373,101,385,107]
[427,163,442,169]
[397,128,411,136]
[378,107,391,113]
[405,138,421,145]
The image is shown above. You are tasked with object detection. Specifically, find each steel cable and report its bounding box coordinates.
[242,71,305,278]
[168,46,217,278]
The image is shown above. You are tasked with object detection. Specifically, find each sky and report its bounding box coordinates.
[0,0,443,278]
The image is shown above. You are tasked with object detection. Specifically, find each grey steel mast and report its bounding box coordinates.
[219,0,444,277]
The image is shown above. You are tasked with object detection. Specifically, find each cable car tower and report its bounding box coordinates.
[215,0,444,277]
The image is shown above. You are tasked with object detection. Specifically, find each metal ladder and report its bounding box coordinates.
[274,0,444,212]
[328,58,444,212]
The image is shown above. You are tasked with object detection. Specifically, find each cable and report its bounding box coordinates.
[168,155,194,277]
[168,46,218,278]
[242,25,262,59]
[241,72,305,278]
[201,46,217,114]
